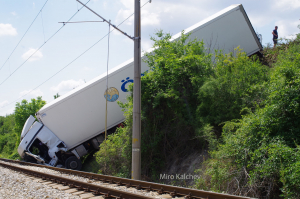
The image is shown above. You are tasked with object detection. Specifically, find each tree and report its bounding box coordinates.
[140,31,214,177]
[0,114,16,159]
[14,97,46,141]
[197,48,269,133]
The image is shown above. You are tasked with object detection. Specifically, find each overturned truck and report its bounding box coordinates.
[18,4,262,170]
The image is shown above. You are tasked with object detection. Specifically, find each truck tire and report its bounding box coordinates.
[65,156,82,170]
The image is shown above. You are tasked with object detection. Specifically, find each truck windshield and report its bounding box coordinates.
[29,138,51,162]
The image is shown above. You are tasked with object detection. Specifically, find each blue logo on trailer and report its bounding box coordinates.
[121,77,134,92]
[121,71,148,92]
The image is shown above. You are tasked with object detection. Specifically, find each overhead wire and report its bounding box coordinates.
[0,0,151,109]
[0,0,91,87]
[8,59,11,76]
[41,10,46,43]
[0,0,49,72]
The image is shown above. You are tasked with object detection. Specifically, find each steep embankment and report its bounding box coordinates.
[88,31,300,198]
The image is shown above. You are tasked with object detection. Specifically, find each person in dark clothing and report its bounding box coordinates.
[272,26,278,48]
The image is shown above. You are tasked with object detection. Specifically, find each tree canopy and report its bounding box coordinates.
[0,97,46,159]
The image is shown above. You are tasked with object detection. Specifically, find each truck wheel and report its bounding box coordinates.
[65,156,82,170]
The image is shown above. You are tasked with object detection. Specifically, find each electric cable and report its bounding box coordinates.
[0,0,91,87]
[0,0,151,110]
[41,10,46,43]
[0,0,49,72]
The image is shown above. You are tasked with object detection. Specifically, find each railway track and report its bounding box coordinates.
[0,158,254,199]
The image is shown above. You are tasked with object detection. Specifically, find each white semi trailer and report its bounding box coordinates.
[18,4,262,170]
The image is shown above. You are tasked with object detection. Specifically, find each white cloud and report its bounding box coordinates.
[0,107,14,116]
[250,15,273,28]
[0,23,17,36]
[119,0,131,9]
[112,28,123,37]
[284,35,297,40]
[142,40,153,51]
[0,100,9,108]
[275,20,300,39]
[19,89,43,98]
[116,0,160,27]
[51,79,85,93]
[11,12,17,16]
[273,0,300,11]
[141,10,160,26]
[22,48,43,61]
[115,0,209,30]
[116,8,134,26]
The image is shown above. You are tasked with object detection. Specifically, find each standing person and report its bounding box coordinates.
[272,26,278,48]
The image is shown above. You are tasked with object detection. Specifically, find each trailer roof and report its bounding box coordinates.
[171,4,262,51]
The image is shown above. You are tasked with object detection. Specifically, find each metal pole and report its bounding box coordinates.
[104,20,111,175]
[132,0,141,180]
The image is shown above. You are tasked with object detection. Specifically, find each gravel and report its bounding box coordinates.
[0,161,166,198]
[0,165,80,199]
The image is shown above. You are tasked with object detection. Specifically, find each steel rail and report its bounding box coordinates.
[0,161,152,199]
[0,158,254,199]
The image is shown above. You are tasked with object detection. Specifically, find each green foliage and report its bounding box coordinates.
[198,47,269,128]
[94,128,132,177]
[280,147,300,198]
[0,114,15,136]
[0,114,17,159]
[195,124,217,151]
[53,93,60,99]
[15,96,46,138]
[0,97,46,160]
[196,35,300,198]
[250,140,300,198]
[196,158,235,193]
[261,29,300,67]
[140,31,213,177]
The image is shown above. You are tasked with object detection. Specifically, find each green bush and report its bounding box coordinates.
[0,114,17,159]
[195,34,300,198]
[94,128,132,177]
[0,97,46,159]
[140,31,214,178]
[94,90,133,178]
[198,47,269,129]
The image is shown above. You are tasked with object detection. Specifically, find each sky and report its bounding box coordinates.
[0,0,299,116]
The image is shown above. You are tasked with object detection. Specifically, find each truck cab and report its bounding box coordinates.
[18,115,78,168]
[18,115,106,170]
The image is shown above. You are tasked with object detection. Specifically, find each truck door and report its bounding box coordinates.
[28,138,51,162]
[34,126,67,166]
